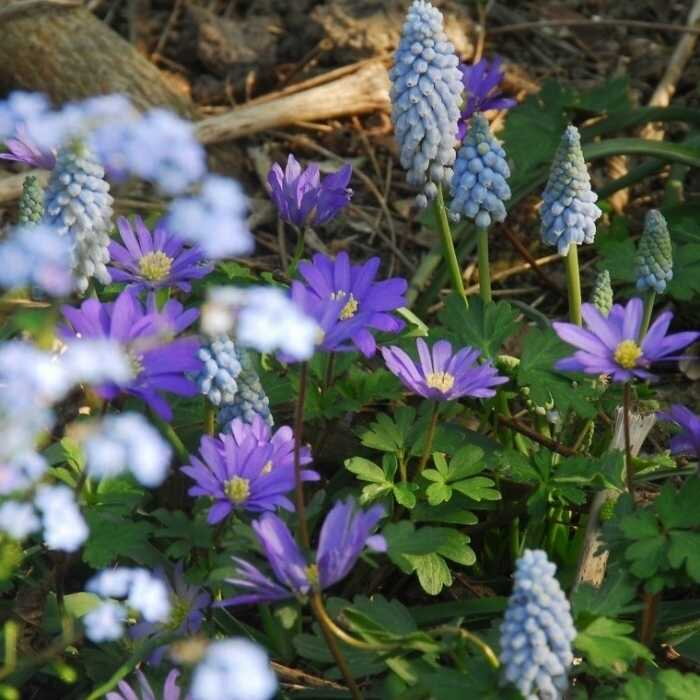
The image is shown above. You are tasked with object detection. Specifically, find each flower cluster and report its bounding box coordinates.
[18,174,45,224]
[267,154,352,228]
[389,0,463,208]
[221,498,385,605]
[197,335,242,406]
[554,298,699,382]
[183,416,317,523]
[218,348,273,428]
[540,125,602,255]
[635,209,673,294]
[500,549,576,699]
[591,269,613,316]
[449,112,511,227]
[35,484,89,552]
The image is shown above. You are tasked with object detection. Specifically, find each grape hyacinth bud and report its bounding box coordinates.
[540,126,602,256]
[219,348,273,428]
[449,113,510,227]
[390,0,463,209]
[197,335,243,407]
[635,209,673,294]
[591,269,613,316]
[500,549,576,700]
[18,175,44,224]
[43,142,114,293]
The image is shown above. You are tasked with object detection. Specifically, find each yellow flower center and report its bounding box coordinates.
[261,460,273,475]
[613,340,642,369]
[330,291,358,320]
[127,350,144,376]
[138,251,173,282]
[165,596,190,631]
[225,476,250,504]
[426,371,455,393]
[305,563,319,586]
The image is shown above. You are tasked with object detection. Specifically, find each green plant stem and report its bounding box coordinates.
[640,290,656,340]
[565,246,582,326]
[417,402,440,475]
[149,411,190,464]
[623,383,636,507]
[323,353,336,392]
[288,225,306,275]
[204,399,216,436]
[293,363,311,550]
[637,591,660,674]
[476,226,492,303]
[433,626,500,669]
[434,184,468,306]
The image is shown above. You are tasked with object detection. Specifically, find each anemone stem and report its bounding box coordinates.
[565,245,582,326]
[435,184,468,306]
[293,362,311,550]
[476,226,493,304]
[417,402,440,475]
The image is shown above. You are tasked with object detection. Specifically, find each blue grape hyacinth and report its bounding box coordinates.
[390,0,463,209]
[540,126,601,256]
[500,549,576,700]
[449,112,510,227]
[43,142,114,293]
[197,336,243,407]
[635,209,673,294]
[219,348,273,427]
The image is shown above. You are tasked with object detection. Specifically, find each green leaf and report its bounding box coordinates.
[438,295,519,359]
[447,445,486,480]
[359,407,416,453]
[393,483,418,509]
[451,476,500,502]
[595,216,636,283]
[572,569,638,618]
[412,498,479,525]
[625,535,667,579]
[658,669,700,699]
[426,482,452,506]
[345,457,387,484]
[556,451,625,490]
[668,244,700,300]
[657,477,700,529]
[83,511,157,569]
[403,552,452,595]
[575,617,653,672]
[435,530,476,567]
[668,531,700,581]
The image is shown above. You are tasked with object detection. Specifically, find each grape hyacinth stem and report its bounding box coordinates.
[435,184,468,306]
[565,245,583,326]
[476,226,492,303]
[417,402,440,475]
[637,591,660,673]
[623,383,636,507]
[204,399,216,437]
[149,411,190,465]
[640,290,656,339]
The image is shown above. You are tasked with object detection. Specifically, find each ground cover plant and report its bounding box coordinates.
[3,1,700,698]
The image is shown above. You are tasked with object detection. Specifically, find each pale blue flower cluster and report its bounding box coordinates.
[197,336,242,406]
[500,549,576,700]
[202,286,320,362]
[166,175,253,259]
[0,223,73,296]
[85,567,172,642]
[540,125,601,256]
[43,143,114,292]
[0,500,40,540]
[635,209,673,294]
[18,175,44,224]
[219,348,273,427]
[190,638,277,700]
[449,113,511,227]
[591,269,613,316]
[84,413,172,487]
[389,0,462,208]
[0,91,52,143]
[35,484,89,552]
[0,453,48,497]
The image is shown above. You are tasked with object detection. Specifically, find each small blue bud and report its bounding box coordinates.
[635,209,673,294]
[591,269,614,316]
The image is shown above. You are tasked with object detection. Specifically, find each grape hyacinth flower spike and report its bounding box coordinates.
[540,125,601,324]
[553,298,699,382]
[267,154,352,228]
[182,416,319,523]
[635,210,673,295]
[450,112,511,303]
[591,269,613,316]
[382,338,508,400]
[197,335,242,407]
[657,405,700,460]
[218,347,273,427]
[18,175,44,224]
[108,216,213,293]
[219,498,385,606]
[295,252,408,357]
[390,0,462,209]
[457,57,517,141]
[500,549,576,700]
[106,669,186,700]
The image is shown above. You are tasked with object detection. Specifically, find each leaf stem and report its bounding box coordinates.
[432,625,500,669]
[434,184,468,306]
[417,402,440,476]
[640,290,656,340]
[476,226,492,304]
[565,246,582,326]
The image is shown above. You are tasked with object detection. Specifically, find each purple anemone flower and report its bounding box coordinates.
[130,563,211,665]
[108,216,213,292]
[219,498,386,606]
[267,154,352,228]
[657,405,700,459]
[381,338,508,400]
[106,668,187,700]
[457,57,517,141]
[553,299,699,382]
[61,289,201,419]
[0,125,56,169]
[182,416,319,524]
[294,252,407,357]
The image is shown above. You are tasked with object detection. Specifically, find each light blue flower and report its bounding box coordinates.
[190,638,277,700]
[197,336,242,406]
[84,601,127,643]
[449,112,510,227]
[0,500,41,540]
[635,209,673,294]
[0,453,48,496]
[219,348,273,428]
[390,0,463,208]
[540,125,601,255]
[500,549,576,700]
[34,484,88,552]
[167,176,253,259]
[0,91,52,142]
